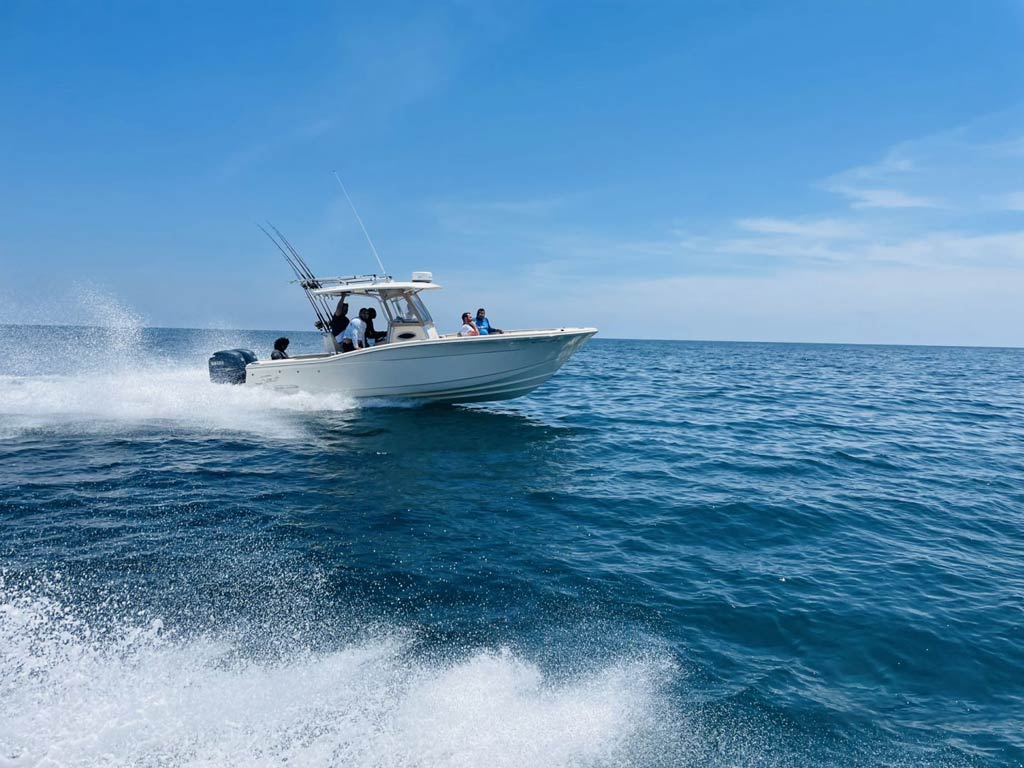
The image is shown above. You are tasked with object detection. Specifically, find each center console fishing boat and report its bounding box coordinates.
[209,274,593,409]
[210,269,596,404]
[209,208,595,404]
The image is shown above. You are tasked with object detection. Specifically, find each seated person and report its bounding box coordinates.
[458,312,480,336]
[340,309,367,352]
[364,307,388,345]
[271,337,290,360]
[475,308,503,335]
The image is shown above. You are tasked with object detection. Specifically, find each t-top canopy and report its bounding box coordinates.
[307,274,443,297]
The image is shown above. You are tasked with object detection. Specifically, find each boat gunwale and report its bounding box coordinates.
[246,327,597,369]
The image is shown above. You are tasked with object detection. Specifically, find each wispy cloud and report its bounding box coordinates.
[824,148,944,209]
[673,226,1024,271]
[997,191,1024,211]
[683,111,1024,272]
[212,119,340,183]
[736,217,862,238]
[824,110,1024,214]
[454,263,1024,346]
[829,186,941,209]
[213,9,518,183]
[427,110,1024,345]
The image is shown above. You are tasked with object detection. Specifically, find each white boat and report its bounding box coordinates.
[211,272,597,404]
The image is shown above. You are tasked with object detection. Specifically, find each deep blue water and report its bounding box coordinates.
[1,324,1023,766]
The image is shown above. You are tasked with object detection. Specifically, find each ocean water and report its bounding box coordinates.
[1,319,1022,767]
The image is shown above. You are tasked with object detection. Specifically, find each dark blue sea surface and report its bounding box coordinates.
[1,323,1022,766]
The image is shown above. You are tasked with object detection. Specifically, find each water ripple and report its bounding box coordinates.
[1,328,1022,765]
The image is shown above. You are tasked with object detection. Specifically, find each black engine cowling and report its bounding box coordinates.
[208,349,257,384]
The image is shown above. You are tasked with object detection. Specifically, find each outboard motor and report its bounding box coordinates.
[208,349,257,385]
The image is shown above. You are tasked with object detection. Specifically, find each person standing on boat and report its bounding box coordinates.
[475,308,503,335]
[459,312,480,336]
[316,296,350,338]
[339,308,367,352]
[271,337,290,360]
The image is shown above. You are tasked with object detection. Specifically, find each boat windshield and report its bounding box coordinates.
[383,292,433,324]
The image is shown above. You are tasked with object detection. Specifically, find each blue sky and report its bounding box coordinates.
[2,1,1023,345]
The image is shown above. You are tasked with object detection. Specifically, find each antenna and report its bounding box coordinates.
[333,171,388,277]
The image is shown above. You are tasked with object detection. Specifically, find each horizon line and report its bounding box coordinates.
[2,323,1021,352]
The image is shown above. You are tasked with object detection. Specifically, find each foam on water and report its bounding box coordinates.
[0,368,357,440]
[0,577,675,768]
[0,292,358,440]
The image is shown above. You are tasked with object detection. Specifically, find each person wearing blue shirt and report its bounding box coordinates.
[475,308,503,335]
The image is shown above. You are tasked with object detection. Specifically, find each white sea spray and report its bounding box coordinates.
[0,574,676,768]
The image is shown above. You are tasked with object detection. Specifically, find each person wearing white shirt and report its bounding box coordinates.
[340,309,368,351]
[458,312,480,337]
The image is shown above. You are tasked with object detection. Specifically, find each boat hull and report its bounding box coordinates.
[244,328,597,404]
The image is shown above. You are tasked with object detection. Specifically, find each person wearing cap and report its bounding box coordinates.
[271,337,290,360]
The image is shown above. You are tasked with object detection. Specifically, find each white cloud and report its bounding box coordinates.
[422,110,1024,345]
[859,230,1024,268]
[830,186,941,209]
[448,265,1024,346]
[711,112,1024,275]
[736,217,862,238]
[679,225,1024,270]
[825,110,1024,213]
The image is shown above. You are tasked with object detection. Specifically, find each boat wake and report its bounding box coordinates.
[0,367,358,440]
[0,293,362,440]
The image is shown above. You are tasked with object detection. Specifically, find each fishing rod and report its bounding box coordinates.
[270,223,340,327]
[257,223,332,329]
[333,171,388,278]
[270,223,321,287]
[258,174,385,334]
[258,223,328,326]
[268,224,345,322]
[258,223,306,284]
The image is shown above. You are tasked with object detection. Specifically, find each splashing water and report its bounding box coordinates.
[0,283,144,366]
[0,368,357,440]
[75,285,147,362]
[0,576,676,768]
[0,293,359,440]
